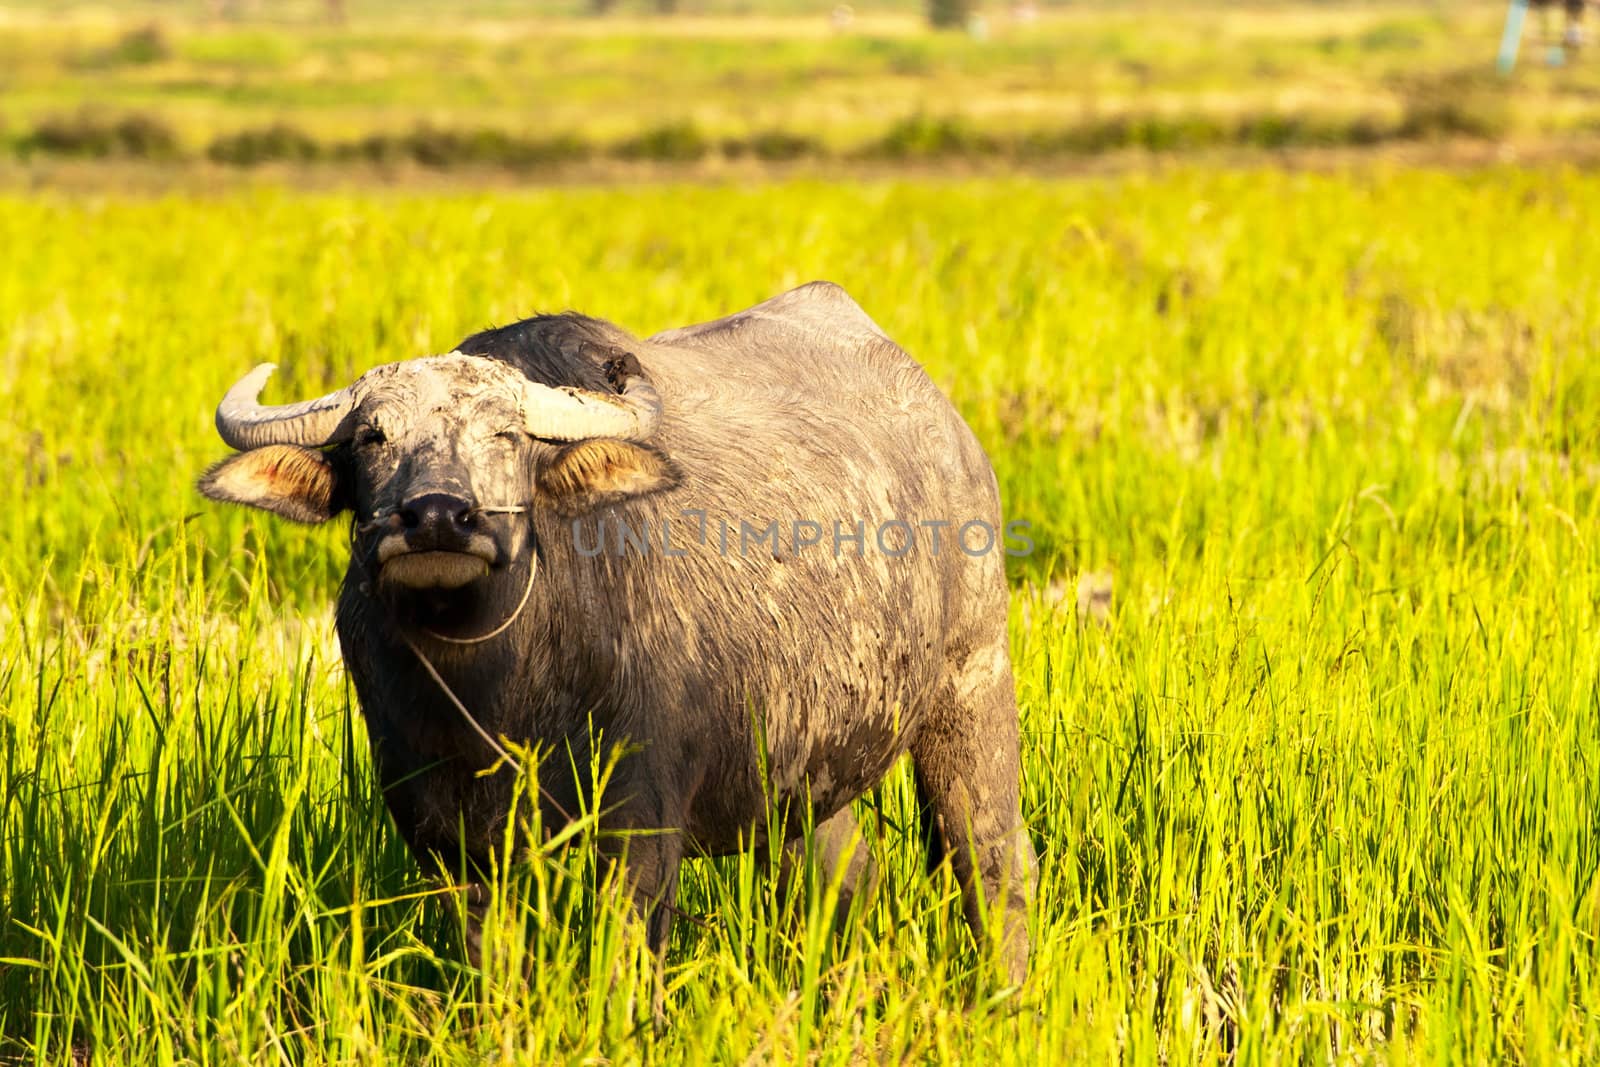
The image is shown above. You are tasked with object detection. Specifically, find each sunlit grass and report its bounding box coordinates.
[1,167,1598,1060]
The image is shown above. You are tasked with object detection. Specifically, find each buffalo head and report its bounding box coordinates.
[199,349,680,602]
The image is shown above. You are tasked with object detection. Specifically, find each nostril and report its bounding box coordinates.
[400,493,475,537]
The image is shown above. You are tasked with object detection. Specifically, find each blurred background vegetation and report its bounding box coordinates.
[1,0,1597,174]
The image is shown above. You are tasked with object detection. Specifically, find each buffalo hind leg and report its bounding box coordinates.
[912,657,1036,986]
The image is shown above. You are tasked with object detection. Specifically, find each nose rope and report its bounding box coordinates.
[419,548,538,645]
[407,501,537,646]
[367,504,695,882]
[355,501,527,533]
[379,501,576,823]
[349,502,537,644]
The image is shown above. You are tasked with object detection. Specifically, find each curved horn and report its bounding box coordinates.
[518,372,663,442]
[214,363,358,451]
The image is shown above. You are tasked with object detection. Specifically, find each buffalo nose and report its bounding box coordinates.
[399,493,475,541]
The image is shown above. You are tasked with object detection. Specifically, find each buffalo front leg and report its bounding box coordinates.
[597,792,686,1025]
[596,774,687,955]
[780,805,881,923]
[912,652,1036,986]
[604,828,684,955]
[460,880,490,969]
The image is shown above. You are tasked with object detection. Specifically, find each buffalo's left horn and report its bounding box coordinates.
[215,363,359,450]
[517,373,662,441]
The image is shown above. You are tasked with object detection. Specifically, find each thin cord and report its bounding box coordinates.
[355,502,581,825]
[401,631,579,825]
[354,502,538,646]
[400,632,514,764]
[420,549,538,645]
[403,589,710,930]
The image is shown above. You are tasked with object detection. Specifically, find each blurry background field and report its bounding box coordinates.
[4,0,1600,1063]
[3,0,1600,170]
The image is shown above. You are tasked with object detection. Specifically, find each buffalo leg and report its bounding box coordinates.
[595,770,687,955]
[460,881,489,968]
[597,790,685,1024]
[630,831,682,1027]
[780,806,880,921]
[912,656,1036,986]
[596,825,685,949]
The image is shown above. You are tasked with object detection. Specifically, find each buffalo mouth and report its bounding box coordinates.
[376,535,499,590]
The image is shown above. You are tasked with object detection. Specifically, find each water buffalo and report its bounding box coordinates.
[199,282,1035,983]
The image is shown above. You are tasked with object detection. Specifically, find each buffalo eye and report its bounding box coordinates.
[356,425,387,449]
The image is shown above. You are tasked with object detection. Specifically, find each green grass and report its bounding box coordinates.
[2,167,1599,1061]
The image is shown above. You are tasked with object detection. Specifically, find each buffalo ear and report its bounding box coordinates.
[536,439,681,517]
[199,444,347,525]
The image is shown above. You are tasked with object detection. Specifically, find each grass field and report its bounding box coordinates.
[0,165,1597,1062]
[6,1,1600,165]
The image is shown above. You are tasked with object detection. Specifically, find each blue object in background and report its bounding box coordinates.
[1499,0,1530,74]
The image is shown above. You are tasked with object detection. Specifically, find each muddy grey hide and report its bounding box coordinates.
[199,282,1036,982]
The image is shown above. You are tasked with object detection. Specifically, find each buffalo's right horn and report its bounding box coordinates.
[516,370,663,442]
[215,363,358,451]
